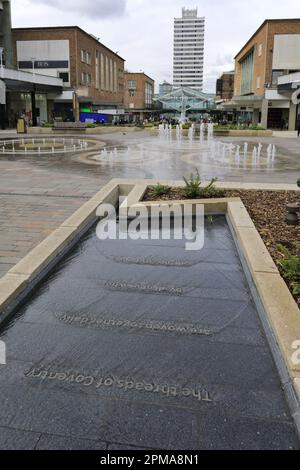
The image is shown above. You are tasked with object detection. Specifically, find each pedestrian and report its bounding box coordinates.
[298,118,300,137]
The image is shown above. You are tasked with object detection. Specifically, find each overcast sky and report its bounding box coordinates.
[11,0,300,92]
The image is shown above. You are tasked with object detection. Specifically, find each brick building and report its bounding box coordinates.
[123,72,154,123]
[216,71,234,100]
[231,19,300,129]
[12,26,125,122]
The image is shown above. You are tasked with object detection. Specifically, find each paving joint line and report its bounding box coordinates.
[0,192,91,199]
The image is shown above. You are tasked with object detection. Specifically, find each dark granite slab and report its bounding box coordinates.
[0,216,298,450]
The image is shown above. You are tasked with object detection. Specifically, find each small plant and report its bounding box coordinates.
[183,170,222,199]
[278,244,300,295]
[149,183,172,198]
[183,170,202,198]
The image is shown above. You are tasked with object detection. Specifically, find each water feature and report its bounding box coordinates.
[83,126,284,180]
[188,124,195,141]
[0,216,298,449]
[0,138,92,155]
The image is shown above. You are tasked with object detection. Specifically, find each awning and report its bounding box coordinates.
[0,66,63,94]
[4,78,62,93]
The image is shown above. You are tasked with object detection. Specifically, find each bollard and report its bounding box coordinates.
[286,203,300,226]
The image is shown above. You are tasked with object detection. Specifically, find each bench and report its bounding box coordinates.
[53,122,87,131]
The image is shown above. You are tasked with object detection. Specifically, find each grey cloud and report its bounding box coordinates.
[214,54,235,67]
[35,0,127,19]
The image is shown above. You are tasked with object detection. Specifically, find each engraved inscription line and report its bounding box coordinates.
[105,281,183,296]
[25,367,213,403]
[54,312,212,337]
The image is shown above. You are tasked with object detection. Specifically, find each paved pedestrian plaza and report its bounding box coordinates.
[0,130,299,278]
[0,129,300,450]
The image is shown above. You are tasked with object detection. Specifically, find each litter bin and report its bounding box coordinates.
[17,118,27,134]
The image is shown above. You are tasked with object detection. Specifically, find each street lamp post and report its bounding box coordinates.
[30,57,37,126]
[0,48,4,68]
[30,57,36,75]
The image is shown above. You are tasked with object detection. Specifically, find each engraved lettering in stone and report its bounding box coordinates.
[96,378,104,388]
[57,373,67,381]
[84,377,94,387]
[125,381,135,391]
[136,383,144,391]
[104,378,114,387]
[40,371,49,380]
[112,255,196,268]
[75,375,85,384]
[48,372,58,380]
[145,383,153,392]
[25,368,41,378]
[105,281,183,296]
[24,367,214,403]
[65,374,76,384]
[202,389,213,402]
[54,312,212,337]
[192,390,202,401]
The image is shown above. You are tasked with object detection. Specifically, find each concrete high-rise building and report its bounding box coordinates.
[173,7,205,90]
[159,81,173,96]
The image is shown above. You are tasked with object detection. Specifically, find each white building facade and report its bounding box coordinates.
[173,8,205,91]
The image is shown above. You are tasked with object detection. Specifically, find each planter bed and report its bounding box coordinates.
[144,187,300,307]
[213,129,273,137]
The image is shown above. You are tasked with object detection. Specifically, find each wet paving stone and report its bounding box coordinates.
[36,435,107,451]
[0,216,299,450]
[0,426,41,450]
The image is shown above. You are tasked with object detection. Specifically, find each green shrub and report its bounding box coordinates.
[214,124,266,131]
[183,170,223,199]
[42,122,53,128]
[86,123,97,128]
[148,183,172,198]
[278,245,300,295]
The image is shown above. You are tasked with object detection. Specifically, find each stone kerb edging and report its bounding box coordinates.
[227,200,300,398]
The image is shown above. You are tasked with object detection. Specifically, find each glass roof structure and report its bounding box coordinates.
[155,87,216,121]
